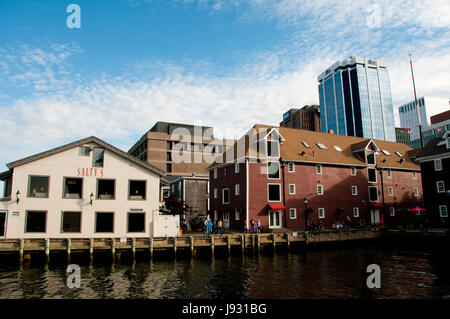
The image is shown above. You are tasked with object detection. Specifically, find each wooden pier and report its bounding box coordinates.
[0,229,385,264]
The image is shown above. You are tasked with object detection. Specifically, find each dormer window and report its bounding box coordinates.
[333,145,343,152]
[316,143,328,150]
[382,150,391,156]
[302,141,310,148]
[395,152,402,157]
[267,140,279,157]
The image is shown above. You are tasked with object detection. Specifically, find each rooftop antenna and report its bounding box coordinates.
[409,52,424,148]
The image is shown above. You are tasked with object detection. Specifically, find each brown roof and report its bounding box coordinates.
[416,133,450,159]
[209,124,420,170]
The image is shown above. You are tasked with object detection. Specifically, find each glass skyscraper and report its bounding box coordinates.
[317,56,396,142]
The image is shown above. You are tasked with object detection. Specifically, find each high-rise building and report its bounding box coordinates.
[395,127,412,146]
[398,96,450,139]
[280,105,321,132]
[317,56,396,142]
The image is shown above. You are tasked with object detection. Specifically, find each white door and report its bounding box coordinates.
[0,212,7,238]
[156,215,179,237]
[269,210,282,229]
[370,209,380,224]
[223,212,230,229]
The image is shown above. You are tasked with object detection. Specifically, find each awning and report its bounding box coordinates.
[268,203,286,210]
[370,202,383,208]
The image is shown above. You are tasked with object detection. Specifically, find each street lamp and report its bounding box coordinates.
[16,190,20,204]
[90,193,94,206]
[304,197,308,231]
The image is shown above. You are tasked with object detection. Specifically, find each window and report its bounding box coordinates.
[382,150,391,156]
[388,187,393,196]
[353,208,359,218]
[351,167,356,176]
[166,163,172,173]
[214,210,218,220]
[268,162,280,179]
[214,188,218,199]
[316,164,322,174]
[267,140,279,157]
[368,168,377,183]
[412,171,417,179]
[317,184,324,195]
[28,176,49,198]
[223,188,230,204]
[63,178,83,199]
[290,208,297,219]
[97,179,115,199]
[302,141,310,148]
[369,187,378,202]
[367,153,375,164]
[288,163,295,172]
[289,184,296,195]
[79,146,90,156]
[333,145,343,152]
[316,143,327,149]
[167,141,173,150]
[235,184,240,196]
[128,213,145,232]
[434,159,442,171]
[129,180,146,200]
[92,148,105,167]
[235,208,241,221]
[437,181,445,193]
[395,152,402,157]
[95,212,114,233]
[439,205,448,218]
[25,211,46,233]
[387,169,392,178]
[235,162,239,173]
[61,211,81,233]
[214,168,218,179]
[167,152,172,161]
[268,184,281,202]
[414,187,419,197]
[390,207,395,217]
[318,208,325,219]
[352,186,358,196]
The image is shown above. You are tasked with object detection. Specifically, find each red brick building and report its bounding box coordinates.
[208,125,424,231]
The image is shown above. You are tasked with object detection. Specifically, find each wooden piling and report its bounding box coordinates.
[251,235,255,254]
[149,237,154,260]
[19,239,24,265]
[272,234,276,254]
[173,237,177,258]
[226,236,231,256]
[132,237,136,260]
[66,238,71,262]
[240,235,245,255]
[256,234,261,254]
[45,238,50,263]
[189,236,195,256]
[210,236,214,257]
[111,238,116,261]
[89,238,94,263]
[285,233,290,251]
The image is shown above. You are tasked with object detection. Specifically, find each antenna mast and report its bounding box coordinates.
[409,53,424,148]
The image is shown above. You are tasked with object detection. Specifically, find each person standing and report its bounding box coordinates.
[217,219,223,235]
[243,220,249,233]
[250,218,255,234]
[204,218,209,236]
[257,219,262,233]
[208,219,213,236]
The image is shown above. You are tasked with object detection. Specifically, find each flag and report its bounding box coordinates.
[405,128,413,135]
[434,126,442,133]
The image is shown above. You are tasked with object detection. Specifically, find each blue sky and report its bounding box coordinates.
[0,0,450,180]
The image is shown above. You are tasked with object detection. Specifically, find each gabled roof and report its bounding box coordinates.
[209,124,420,170]
[6,136,166,176]
[416,131,450,160]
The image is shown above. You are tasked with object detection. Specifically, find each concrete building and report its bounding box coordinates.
[409,110,450,149]
[398,96,449,139]
[415,131,450,228]
[280,105,321,132]
[395,127,412,146]
[208,125,422,231]
[318,56,396,142]
[0,136,179,239]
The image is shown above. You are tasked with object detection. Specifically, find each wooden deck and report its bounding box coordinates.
[0,228,387,264]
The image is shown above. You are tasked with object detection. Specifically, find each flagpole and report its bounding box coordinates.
[409,53,424,148]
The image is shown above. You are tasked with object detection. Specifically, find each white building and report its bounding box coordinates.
[0,136,179,239]
[398,96,450,138]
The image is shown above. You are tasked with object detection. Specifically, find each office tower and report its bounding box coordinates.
[317,56,396,142]
[280,105,321,132]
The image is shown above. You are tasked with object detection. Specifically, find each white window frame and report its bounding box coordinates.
[388,187,393,196]
[390,207,395,216]
[288,163,295,172]
[268,184,282,202]
[267,161,281,179]
[235,184,240,196]
[414,187,419,197]
[351,186,358,196]
[289,184,296,195]
[439,205,448,218]
[318,208,325,219]
[222,188,230,204]
[412,171,417,180]
[368,168,377,183]
[267,140,280,158]
[214,188,218,199]
[368,186,379,202]
[353,207,359,218]
[206,181,210,194]
[289,208,297,219]
[437,181,445,193]
[235,208,241,221]
[235,162,239,173]
[214,168,218,179]
[351,167,356,176]
[434,159,442,171]
[317,184,324,195]
[316,164,322,174]
[387,169,392,178]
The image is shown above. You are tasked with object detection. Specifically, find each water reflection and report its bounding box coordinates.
[0,246,448,299]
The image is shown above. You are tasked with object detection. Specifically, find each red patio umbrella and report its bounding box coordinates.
[408,206,426,212]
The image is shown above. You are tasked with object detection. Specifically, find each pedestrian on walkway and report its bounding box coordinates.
[217,219,224,235]
[257,219,262,233]
[250,218,255,233]
[244,220,249,233]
